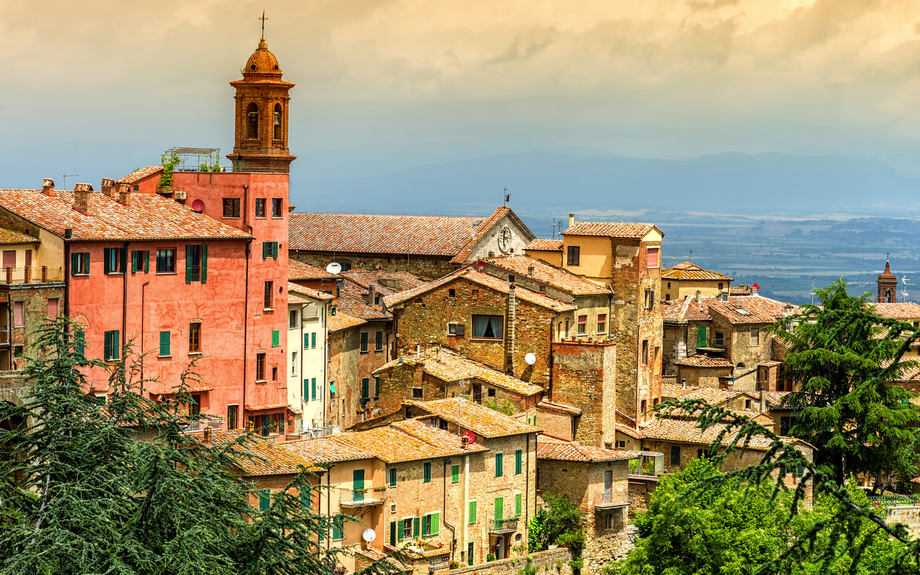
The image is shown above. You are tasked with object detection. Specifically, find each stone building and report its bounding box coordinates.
[289,207,536,279]
[660,261,732,302]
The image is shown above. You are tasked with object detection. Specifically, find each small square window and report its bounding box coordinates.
[412,387,423,399]
[487,388,496,398]
[449,289,456,298]
[255,198,266,218]
[271,198,283,217]
[222,198,241,218]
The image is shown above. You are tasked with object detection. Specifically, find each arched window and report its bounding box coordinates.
[246,103,259,139]
[886,289,892,303]
[273,104,283,139]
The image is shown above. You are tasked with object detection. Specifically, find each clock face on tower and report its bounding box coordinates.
[498,225,513,253]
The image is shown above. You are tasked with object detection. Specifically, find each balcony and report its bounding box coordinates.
[340,489,388,508]
[592,493,629,510]
[0,267,64,285]
[696,337,726,352]
[490,517,519,534]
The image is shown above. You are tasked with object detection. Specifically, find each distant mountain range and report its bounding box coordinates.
[292,151,920,219]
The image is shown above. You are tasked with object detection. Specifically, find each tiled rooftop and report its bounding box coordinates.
[340,270,427,296]
[289,259,338,281]
[677,387,758,405]
[663,295,716,323]
[200,430,321,476]
[561,221,662,239]
[707,296,795,325]
[289,208,513,258]
[0,227,39,246]
[871,303,920,320]
[116,165,163,184]
[335,421,488,464]
[675,354,734,368]
[279,436,377,464]
[288,282,335,302]
[373,348,544,397]
[481,254,609,296]
[525,239,563,252]
[449,207,530,264]
[641,416,803,451]
[661,261,732,281]
[0,188,251,242]
[328,310,367,332]
[730,285,753,296]
[537,435,635,462]
[407,398,540,438]
[384,267,575,313]
[336,278,391,321]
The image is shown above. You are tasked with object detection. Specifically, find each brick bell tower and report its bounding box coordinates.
[228,34,296,173]
[878,258,898,303]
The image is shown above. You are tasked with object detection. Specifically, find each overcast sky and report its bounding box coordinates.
[2,0,920,194]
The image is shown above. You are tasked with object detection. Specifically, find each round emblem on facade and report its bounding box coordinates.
[497,225,513,253]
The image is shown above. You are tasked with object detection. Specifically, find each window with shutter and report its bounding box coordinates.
[374,376,380,399]
[143,250,149,273]
[452,464,459,484]
[189,323,201,353]
[389,467,397,487]
[566,245,580,266]
[258,489,270,512]
[413,517,420,538]
[515,493,522,516]
[311,332,316,348]
[360,332,368,353]
[361,378,369,400]
[304,333,309,348]
[431,513,439,536]
[159,331,171,357]
[332,517,343,540]
[311,378,317,400]
[375,331,383,351]
[469,500,477,524]
[495,453,503,477]
[272,330,279,347]
[390,521,397,546]
[646,247,659,268]
[515,450,522,474]
[424,461,431,483]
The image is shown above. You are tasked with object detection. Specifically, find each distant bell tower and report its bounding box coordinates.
[229,32,296,173]
[878,258,897,303]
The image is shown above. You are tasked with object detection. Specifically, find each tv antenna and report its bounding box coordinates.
[688,250,693,262]
[551,218,556,240]
[503,186,510,206]
[63,174,78,189]
[902,276,910,301]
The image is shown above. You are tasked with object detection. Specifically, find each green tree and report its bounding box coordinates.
[775,278,920,487]
[527,492,583,552]
[0,319,405,575]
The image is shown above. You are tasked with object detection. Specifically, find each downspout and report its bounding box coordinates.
[141,280,150,391]
[505,282,516,375]
[443,459,457,560]
[63,232,71,320]
[122,242,130,364]
[525,433,531,543]
[323,303,328,429]
[326,469,331,552]
[462,453,469,563]
[242,184,251,428]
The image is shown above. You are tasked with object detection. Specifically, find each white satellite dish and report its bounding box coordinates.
[362,528,376,543]
[326,262,342,274]
[524,353,536,365]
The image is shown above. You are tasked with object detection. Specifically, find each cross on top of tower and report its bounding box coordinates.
[259,10,268,38]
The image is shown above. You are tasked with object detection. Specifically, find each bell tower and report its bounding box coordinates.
[228,34,296,173]
[877,257,897,304]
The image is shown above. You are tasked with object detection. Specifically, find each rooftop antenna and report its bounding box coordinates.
[811,277,816,305]
[902,275,910,301]
[688,250,693,262]
[63,174,78,189]
[503,186,510,207]
[552,218,556,240]
[259,10,268,38]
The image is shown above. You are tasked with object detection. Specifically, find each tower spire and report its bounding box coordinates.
[259,10,267,38]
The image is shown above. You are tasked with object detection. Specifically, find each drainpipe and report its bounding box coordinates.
[462,453,469,563]
[299,302,305,433]
[122,242,130,367]
[62,230,71,322]
[443,459,456,561]
[141,280,150,391]
[505,282,516,375]
[525,433,531,545]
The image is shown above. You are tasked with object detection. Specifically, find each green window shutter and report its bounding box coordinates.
[300,489,311,508]
[332,517,343,540]
[398,520,406,541]
[389,467,397,487]
[303,378,309,399]
[75,328,85,357]
[424,462,431,483]
[200,244,208,283]
[422,515,430,536]
[113,331,119,360]
[120,247,128,273]
[319,527,324,543]
[495,453,503,477]
[494,497,503,522]
[469,501,477,524]
[70,253,78,276]
[159,331,170,356]
[259,489,270,512]
[304,333,309,348]
[130,251,137,273]
[353,469,364,491]
[374,376,380,398]
[431,513,439,536]
[272,330,279,347]
[515,450,522,474]
[311,378,317,400]
[104,331,112,361]
[515,493,522,516]
[273,242,279,258]
[696,326,707,348]
[262,242,269,258]
[144,250,149,273]
[413,517,420,538]
[468,543,474,565]
[361,378,369,399]
[390,521,397,546]
[185,245,193,283]
[85,252,90,274]
[312,332,316,348]
[103,249,111,274]
[452,464,459,484]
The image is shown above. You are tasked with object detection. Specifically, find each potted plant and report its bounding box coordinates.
[157,149,181,194]
[354,488,368,494]
[373,486,387,492]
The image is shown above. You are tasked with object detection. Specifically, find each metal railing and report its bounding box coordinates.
[1,266,64,285]
[866,495,920,508]
[491,518,519,533]
[341,490,388,507]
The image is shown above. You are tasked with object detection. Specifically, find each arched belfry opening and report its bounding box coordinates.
[229,33,296,173]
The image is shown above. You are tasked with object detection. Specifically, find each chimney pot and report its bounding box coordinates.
[527,265,534,276]
[73,186,92,214]
[568,213,575,227]
[203,427,212,445]
[101,178,116,197]
[118,184,131,205]
[74,183,93,192]
[42,178,55,196]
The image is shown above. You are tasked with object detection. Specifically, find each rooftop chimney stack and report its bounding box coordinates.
[42,178,55,196]
[365,285,376,306]
[568,213,575,228]
[101,178,116,198]
[73,184,93,214]
[203,427,212,445]
[118,183,131,206]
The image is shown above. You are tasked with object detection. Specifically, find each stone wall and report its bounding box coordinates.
[551,341,616,447]
[626,476,658,518]
[451,548,575,575]
[885,506,920,538]
[291,251,457,281]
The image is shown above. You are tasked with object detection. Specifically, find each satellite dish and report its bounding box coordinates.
[476,261,485,271]
[190,199,205,213]
[326,262,342,274]
[462,430,476,443]
[362,528,376,543]
[525,353,536,365]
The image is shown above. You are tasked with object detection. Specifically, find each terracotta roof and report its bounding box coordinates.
[614,423,643,439]
[537,435,635,462]
[871,303,920,320]
[730,285,753,296]
[562,221,662,239]
[245,403,289,411]
[0,227,39,245]
[759,360,783,368]
[663,295,715,323]
[289,208,511,257]
[706,296,794,325]
[675,354,734,368]
[449,207,524,264]
[117,165,163,184]
[661,384,689,400]
[373,348,544,397]
[0,188,251,242]
[641,416,802,451]
[537,400,582,416]
[201,430,321,476]
[289,259,337,281]
[526,239,563,252]
[481,255,609,296]
[384,267,575,313]
[336,279,391,321]
[335,421,488,464]
[763,391,792,410]
[340,270,427,296]
[879,260,897,280]
[661,262,732,282]
[288,282,335,302]
[280,436,376,464]
[288,293,311,305]
[328,310,367,332]
[677,387,758,405]
[406,398,540,438]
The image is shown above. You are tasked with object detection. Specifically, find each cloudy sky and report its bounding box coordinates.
[2,0,920,196]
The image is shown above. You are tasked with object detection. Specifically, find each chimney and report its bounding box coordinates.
[461,435,470,449]
[527,265,534,276]
[203,427,212,445]
[73,183,93,214]
[504,283,516,374]
[759,390,766,413]
[42,178,55,196]
[568,213,575,227]
[681,378,686,389]
[695,290,701,303]
[365,285,376,306]
[101,178,116,198]
[118,183,131,205]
